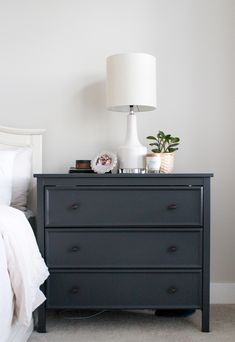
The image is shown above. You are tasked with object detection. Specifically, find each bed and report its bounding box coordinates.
[0,125,49,342]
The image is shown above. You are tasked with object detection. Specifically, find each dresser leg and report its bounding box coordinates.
[37,302,46,333]
[201,307,210,332]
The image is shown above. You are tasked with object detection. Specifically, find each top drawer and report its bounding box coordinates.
[45,186,203,227]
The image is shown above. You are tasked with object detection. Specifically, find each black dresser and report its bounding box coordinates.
[35,173,213,332]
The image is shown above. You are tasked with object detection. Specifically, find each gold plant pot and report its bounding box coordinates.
[160,153,175,173]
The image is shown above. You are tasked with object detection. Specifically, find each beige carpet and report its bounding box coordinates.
[29,305,235,342]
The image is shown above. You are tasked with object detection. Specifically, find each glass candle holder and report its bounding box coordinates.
[145,153,161,173]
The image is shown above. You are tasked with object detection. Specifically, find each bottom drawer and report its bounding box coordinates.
[47,270,201,309]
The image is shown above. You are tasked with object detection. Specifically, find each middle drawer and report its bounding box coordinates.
[46,229,202,268]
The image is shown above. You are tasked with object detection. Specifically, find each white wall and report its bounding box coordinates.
[0,0,234,283]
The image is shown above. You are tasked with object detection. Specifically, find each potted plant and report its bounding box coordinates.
[146,131,180,173]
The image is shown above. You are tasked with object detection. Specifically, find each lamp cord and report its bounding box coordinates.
[61,310,106,320]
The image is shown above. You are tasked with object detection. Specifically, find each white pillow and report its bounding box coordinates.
[0,147,32,210]
[11,147,32,211]
[0,150,16,206]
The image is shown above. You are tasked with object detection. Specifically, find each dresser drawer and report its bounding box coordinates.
[47,270,201,309]
[45,186,203,227]
[46,229,202,268]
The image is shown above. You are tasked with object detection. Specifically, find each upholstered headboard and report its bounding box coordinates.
[0,125,45,212]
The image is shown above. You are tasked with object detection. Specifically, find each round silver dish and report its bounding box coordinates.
[118,168,146,174]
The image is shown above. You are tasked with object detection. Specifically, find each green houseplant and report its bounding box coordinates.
[146,131,180,173]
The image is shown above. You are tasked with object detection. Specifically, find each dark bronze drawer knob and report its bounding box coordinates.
[167,287,177,294]
[71,203,79,210]
[168,246,178,253]
[168,203,177,210]
[71,246,80,252]
[70,287,79,294]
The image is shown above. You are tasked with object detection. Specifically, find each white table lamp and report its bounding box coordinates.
[106,53,156,173]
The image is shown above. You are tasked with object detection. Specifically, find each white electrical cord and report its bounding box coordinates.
[62,310,106,320]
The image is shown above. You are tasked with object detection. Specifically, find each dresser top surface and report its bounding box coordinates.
[34,173,213,178]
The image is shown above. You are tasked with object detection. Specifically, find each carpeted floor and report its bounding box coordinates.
[29,305,235,342]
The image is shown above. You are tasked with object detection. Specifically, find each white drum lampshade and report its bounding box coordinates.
[106,53,157,172]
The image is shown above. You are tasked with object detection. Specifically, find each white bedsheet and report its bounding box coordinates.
[0,205,49,341]
[0,232,14,342]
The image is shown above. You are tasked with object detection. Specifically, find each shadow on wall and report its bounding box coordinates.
[72,80,108,126]
[64,79,117,152]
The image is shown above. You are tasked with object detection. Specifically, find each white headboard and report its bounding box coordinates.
[0,125,45,212]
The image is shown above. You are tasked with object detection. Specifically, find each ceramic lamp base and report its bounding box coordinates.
[117,144,147,170]
[117,113,147,172]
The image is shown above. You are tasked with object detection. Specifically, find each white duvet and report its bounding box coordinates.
[0,205,49,327]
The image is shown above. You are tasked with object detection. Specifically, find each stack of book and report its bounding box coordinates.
[69,160,94,173]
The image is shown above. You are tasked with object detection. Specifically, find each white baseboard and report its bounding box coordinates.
[211,283,235,304]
